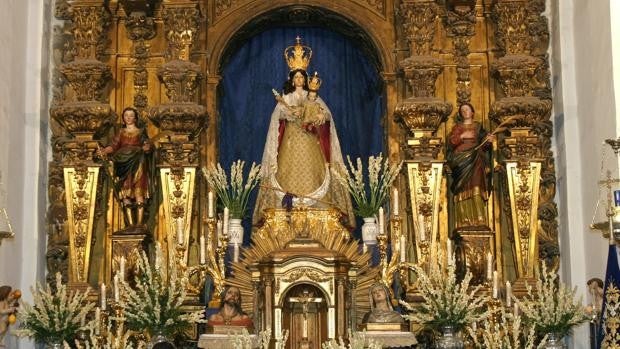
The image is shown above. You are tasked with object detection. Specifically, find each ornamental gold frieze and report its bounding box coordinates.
[157,60,203,103]
[505,161,541,278]
[51,102,113,136]
[162,3,202,61]
[68,1,111,60]
[63,164,100,284]
[399,1,439,56]
[492,55,542,98]
[59,60,112,102]
[444,1,476,105]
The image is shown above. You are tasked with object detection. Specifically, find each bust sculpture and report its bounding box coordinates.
[362,283,404,324]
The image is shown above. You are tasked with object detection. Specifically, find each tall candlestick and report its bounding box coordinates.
[506,281,512,307]
[378,207,385,235]
[393,188,399,216]
[95,307,101,335]
[208,191,214,218]
[114,274,119,302]
[399,234,406,262]
[176,218,184,245]
[100,283,106,310]
[223,207,230,237]
[492,271,499,299]
[486,252,493,281]
[418,214,426,241]
[119,256,126,280]
[233,243,240,263]
[216,220,223,246]
[200,235,206,264]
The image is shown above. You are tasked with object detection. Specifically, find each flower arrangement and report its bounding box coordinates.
[514,262,588,337]
[321,330,382,349]
[467,308,547,349]
[400,250,489,332]
[229,328,289,349]
[15,273,95,345]
[202,160,262,219]
[331,154,402,217]
[74,317,146,349]
[119,245,205,339]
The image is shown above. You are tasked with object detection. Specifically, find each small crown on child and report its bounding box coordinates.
[308,71,322,92]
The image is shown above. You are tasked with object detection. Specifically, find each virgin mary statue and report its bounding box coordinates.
[253,37,354,228]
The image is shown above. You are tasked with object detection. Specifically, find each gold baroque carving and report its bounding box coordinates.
[491,0,530,55]
[69,3,111,60]
[162,4,202,61]
[400,1,439,56]
[59,60,112,102]
[281,268,333,284]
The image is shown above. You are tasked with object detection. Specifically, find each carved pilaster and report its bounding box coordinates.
[396,2,452,274]
[122,6,157,111]
[63,165,100,284]
[444,0,476,105]
[160,167,196,266]
[491,0,557,272]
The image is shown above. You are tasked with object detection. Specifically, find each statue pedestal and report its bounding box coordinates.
[362,331,418,347]
[197,334,259,349]
[108,226,148,281]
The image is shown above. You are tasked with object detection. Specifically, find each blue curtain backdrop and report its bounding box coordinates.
[218,27,384,244]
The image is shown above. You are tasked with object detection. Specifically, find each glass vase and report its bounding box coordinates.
[148,331,175,349]
[544,333,566,349]
[435,326,464,349]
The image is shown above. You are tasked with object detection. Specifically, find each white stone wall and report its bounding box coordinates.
[0,1,50,348]
[552,0,619,347]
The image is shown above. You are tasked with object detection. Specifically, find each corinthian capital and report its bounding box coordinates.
[162,3,202,61]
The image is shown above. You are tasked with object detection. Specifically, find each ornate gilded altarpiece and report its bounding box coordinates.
[47,0,555,343]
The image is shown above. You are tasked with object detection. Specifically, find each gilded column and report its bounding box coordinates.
[490,0,554,282]
[395,0,452,275]
[148,1,207,272]
[49,0,112,288]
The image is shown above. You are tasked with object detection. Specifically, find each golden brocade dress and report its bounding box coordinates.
[253,89,354,227]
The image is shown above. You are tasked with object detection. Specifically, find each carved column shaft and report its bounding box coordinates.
[51,0,112,286]
[491,0,555,279]
[396,1,452,276]
[150,2,207,271]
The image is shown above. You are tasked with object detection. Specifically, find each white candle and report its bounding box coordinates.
[492,271,499,299]
[378,207,385,235]
[233,243,239,263]
[176,218,184,245]
[114,274,119,302]
[418,214,426,241]
[216,220,223,246]
[393,188,399,216]
[400,235,406,262]
[362,243,367,254]
[446,239,453,264]
[208,191,214,218]
[119,256,126,280]
[513,302,519,317]
[506,281,512,307]
[100,283,106,310]
[223,207,230,237]
[95,307,101,335]
[486,252,493,281]
[200,235,206,264]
